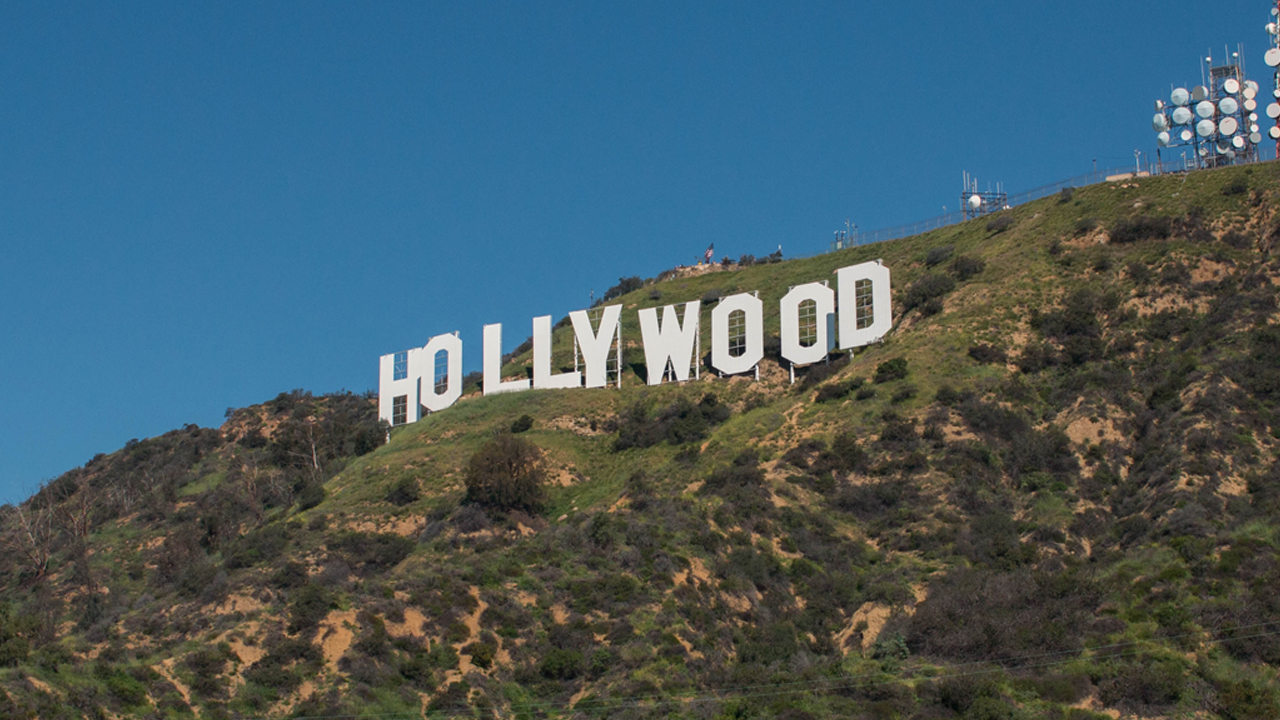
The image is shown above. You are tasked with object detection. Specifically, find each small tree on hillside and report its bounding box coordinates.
[463,434,547,513]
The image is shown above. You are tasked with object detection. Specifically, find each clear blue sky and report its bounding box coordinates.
[0,1,1265,502]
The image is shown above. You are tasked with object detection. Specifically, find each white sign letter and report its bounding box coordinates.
[421,332,463,412]
[638,301,700,386]
[780,282,835,366]
[378,346,427,426]
[710,293,763,376]
[533,315,581,390]
[835,261,893,349]
[569,305,622,389]
[483,323,531,395]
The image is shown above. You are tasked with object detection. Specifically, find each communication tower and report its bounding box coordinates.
[1266,3,1280,154]
[960,172,1007,220]
[1153,45,1261,168]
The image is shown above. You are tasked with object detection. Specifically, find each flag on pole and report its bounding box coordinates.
[703,243,714,263]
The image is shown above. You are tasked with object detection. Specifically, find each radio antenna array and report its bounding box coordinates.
[1267,2,1280,155]
[1154,41,1261,169]
[960,172,1008,220]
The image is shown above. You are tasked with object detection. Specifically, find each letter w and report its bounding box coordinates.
[638,301,700,386]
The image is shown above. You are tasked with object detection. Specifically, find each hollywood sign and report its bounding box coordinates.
[378,260,892,426]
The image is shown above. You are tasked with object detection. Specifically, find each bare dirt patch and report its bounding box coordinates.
[838,602,891,653]
[674,557,711,587]
[550,603,570,624]
[317,609,358,672]
[544,416,605,436]
[385,607,428,639]
[215,592,265,615]
[346,516,423,537]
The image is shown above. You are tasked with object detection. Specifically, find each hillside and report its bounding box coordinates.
[3,162,1280,720]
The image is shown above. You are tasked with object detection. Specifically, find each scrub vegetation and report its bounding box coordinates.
[2,164,1280,718]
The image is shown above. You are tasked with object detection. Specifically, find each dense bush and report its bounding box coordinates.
[328,531,415,575]
[224,524,289,569]
[968,343,1007,365]
[986,214,1014,233]
[903,566,1098,661]
[288,582,336,633]
[463,434,547,513]
[1222,176,1248,196]
[0,603,36,666]
[384,477,420,506]
[950,254,986,280]
[874,358,909,384]
[1109,215,1172,244]
[902,273,956,315]
[925,245,954,266]
[601,276,645,303]
[510,414,534,434]
[613,395,729,451]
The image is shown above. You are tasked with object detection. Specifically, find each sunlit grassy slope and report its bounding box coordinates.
[3,161,1280,720]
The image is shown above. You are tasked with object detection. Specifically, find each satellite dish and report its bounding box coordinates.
[1171,87,1190,106]
[1197,119,1217,137]
[1245,98,1258,112]
[1195,100,1215,119]
[1252,131,1265,144]
[1252,123,1261,132]
[1226,149,1238,160]
[1220,97,1239,115]
[968,195,982,210]
[1251,113,1260,121]
[1224,78,1240,94]
[1268,102,1280,119]
[1220,116,1239,135]
[1154,99,1165,111]
[1271,126,1280,140]
[1233,135,1246,149]
[1199,147,1209,157]
[1181,129,1194,142]
[1157,131,1171,147]
[1153,113,1169,131]
[1217,142,1231,154]
[1192,86,1210,102]
[1268,48,1280,67]
[1247,80,1261,93]
[1172,106,1193,125]
[1245,86,1258,100]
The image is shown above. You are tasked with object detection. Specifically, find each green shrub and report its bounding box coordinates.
[329,532,415,574]
[874,358,909,384]
[463,434,547,513]
[986,215,1014,233]
[1222,176,1248,196]
[925,245,954,266]
[225,524,289,569]
[383,477,420,506]
[613,394,730,451]
[510,414,534,434]
[102,669,148,707]
[287,582,335,633]
[1110,215,1172,244]
[902,273,956,313]
[296,481,325,510]
[464,641,496,670]
[950,254,985,280]
[540,648,583,680]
